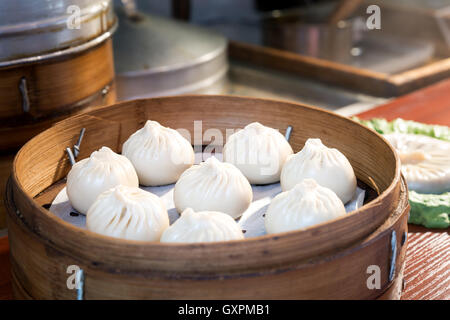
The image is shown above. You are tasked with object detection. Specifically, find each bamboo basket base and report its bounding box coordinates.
[5,177,409,300]
[9,256,406,300]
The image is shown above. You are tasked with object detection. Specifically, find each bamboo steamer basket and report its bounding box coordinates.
[5,95,409,299]
[0,0,117,152]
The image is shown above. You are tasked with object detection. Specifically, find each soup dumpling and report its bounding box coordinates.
[173,156,252,219]
[223,122,293,184]
[281,138,356,204]
[67,146,139,214]
[160,208,244,243]
[122,120,195,186]
[87,185,169,241]
[265,179,346,234]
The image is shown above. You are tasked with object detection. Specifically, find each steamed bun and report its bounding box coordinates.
[86,185,169,241]
[223,122,293,184]
[281,138,356,203]
[173,156,253,219]
[265,179,346,233]
[160,208,244,243]
[67,146,139,214]
[122,120,195,186]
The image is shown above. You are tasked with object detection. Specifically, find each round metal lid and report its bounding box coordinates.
[113,8,228,100]
[0,0,116,65]
[113,9,227,76]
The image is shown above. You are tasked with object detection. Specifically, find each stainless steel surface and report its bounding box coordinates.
[114,9,228,100]
[112,0,386,113]
[169,0,439,73]
[327,0,364,24]
[225,60,387,114]
[262,4,357,63]
[366,0,450,57]
[116,54,386,114]
[0,0,116,65]
[349,33,434,74]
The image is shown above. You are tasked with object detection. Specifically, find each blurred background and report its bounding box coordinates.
[111,0,450,111]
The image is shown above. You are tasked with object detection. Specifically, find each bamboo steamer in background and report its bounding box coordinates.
[6,96,409,299]
[0,0,117,152]
[0,0,117,231]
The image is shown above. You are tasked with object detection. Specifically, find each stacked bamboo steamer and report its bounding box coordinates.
[0,0,117,151]
[0,0,118,230]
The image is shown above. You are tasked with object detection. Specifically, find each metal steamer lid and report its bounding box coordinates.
[113,8,228,100]
[0,0,117,67]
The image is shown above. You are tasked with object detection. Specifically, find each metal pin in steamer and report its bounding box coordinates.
[65,128,86,166]
[285,125,293,142]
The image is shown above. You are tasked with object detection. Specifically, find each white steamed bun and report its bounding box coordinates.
[173,156,253,219]
[281,138,356,203]
[384,133,450,194]
[160,208,244,243]
[86,185,169,241]
[122,120,195,186]
[265,179,346,234]
[67,146,138,214]
[223,122,293,184]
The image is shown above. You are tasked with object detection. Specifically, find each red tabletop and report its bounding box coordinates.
[358,78,450,126]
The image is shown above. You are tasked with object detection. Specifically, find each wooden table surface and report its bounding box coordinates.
[358,78,450,300]
[0,79,449,300]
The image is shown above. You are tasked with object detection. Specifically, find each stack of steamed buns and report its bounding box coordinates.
[66,120,357,243]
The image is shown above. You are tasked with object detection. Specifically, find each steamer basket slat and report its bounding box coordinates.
[6,95,408,299]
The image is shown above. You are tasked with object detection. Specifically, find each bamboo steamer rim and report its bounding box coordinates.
[10,95,402,271]
[0,21,118,68]
[0,0,117,68]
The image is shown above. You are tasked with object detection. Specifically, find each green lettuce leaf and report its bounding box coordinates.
[352,117,450,141]
[409,191,450,229]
